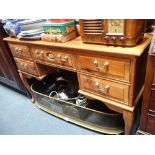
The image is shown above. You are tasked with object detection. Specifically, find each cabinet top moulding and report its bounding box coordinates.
[4,34,152,57]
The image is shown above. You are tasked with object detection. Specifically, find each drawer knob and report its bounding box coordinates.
[58,54,68,62]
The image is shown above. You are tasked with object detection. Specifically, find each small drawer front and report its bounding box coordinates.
[44,50,75,68]
[146,115,155,134]
[32,47,76,69]
[77,55,130,81]
[15,58,38,76]
[149,90,155,112]
[9,44,32,60]
[79,74,129,104]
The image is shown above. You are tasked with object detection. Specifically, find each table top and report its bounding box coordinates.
[4,34,152,57]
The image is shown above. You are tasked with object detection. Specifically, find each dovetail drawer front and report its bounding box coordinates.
[15,58,38,76]
[9,44,32,60]
[79,74,129,104]
[77,55,130,81]
[31,47,76,69]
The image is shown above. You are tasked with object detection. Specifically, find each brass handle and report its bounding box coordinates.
[62,56,68,62]
[95,82,110,94]
[20,62,23,66]
[58,54,68,62]
[23,64,28,69]
[93,60,102,70]
[48,53,55,59]
[93,60,98,66]
[57,54,61,58]
[103,61,109,71]
[20,63,28,69]
[35,50,44,55]
[93,60,109,71]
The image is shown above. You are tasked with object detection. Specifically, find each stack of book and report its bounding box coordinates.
[41,31,76,43]
[41,20,77,43]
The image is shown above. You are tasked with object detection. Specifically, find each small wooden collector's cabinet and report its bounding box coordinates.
[4,34,151,134]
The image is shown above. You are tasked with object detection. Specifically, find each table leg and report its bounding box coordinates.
[123,110,135,135]
[19,72,35,103]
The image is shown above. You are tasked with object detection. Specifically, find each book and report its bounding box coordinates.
[41,31,77,43]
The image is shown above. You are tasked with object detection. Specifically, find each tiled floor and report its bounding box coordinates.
[0,84,100,135]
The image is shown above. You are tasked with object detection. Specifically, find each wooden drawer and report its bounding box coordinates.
[146,115,155,134]
[9,43,32,60]
[15,58,38,76]
[31,47,76,69]
[79,74,129,104]
[77,55,130,81]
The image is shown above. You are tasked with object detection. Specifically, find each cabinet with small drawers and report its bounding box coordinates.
[8,43,46,78]
[4,34,151,134]
[31,47,76,70]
